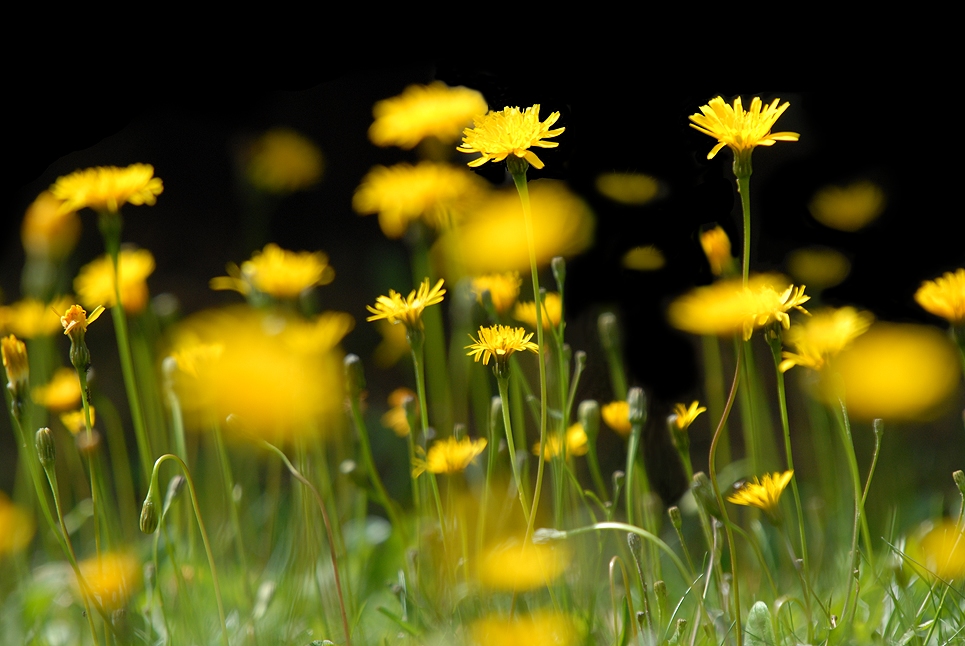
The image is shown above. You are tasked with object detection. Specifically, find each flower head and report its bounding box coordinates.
[366,278,446,331]
[513,293,562,330]
[0,491,35,556]
[51,164,163,214]
[916,519,965,580]
[61,407,94,435]
[727,470,794,524]
[595,172,659,205]
[533,423,589,461]
[381,387,417,438]
[466,325,538,376]
[21,191,81,260]
[369,82,487,149]
[458,104,564,170]
[602,401,631,437]
[211,244,335,301]
[61,304,104,338]
[245,128,324,194]
[477,539,569,590]
[622,245,666,271]
[808,181,886,232]
[32,367,82,412]
[2,335,29,399]
[672,401,706,431]
[700,225,733,277]
[373,319,409,368]
[915,268,965,326]
[471,272,522,314]
[412,436,487,477]
[786,247,851,290]
[779,306,873,372]
[0,297,75,339]
[75,248,155,314]
[689,96,799,172]
[470,611,577,646]
[77,552,141,610]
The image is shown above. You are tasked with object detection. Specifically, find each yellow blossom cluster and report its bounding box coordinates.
[369,82,487,149]
[412,436,487,477]
[51,164,163,214]
[211,244,335,301]
[470,272,522,315]
[915,268,965,326]
[533,423,589,461]
[513,293,562,330]
[779,307,873,372]
[458,104,564,170]
[75,248,156,314]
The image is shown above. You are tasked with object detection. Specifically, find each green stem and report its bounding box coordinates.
[555,522,691,584]
[74,364,105,553]
[835,397,873,621]
[497,374,532,525]
[212,423,253,603]
[736,173,751,286]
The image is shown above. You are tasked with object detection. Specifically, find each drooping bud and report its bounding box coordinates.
[1,335,29,406]
[35,427,55,468]
[139,497,159,534]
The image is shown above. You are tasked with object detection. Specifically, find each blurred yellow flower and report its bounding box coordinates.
[689,96,799,169]
[60,407,94,435]
[75,248,155,314]
[466,325,539,369]
[471,272,522,314]
[61,304,104,338]
[514,293,562,330]
[412,436,487,477]
[245,128,323,194]
[0,296,75,339]
[51,164,163,214]
[727,470,793,524]
[77,552,141,610]
[668,275,810,341]
[916,519,965,580]
[210,244,335,300]
[458,104,564,170]
[0,491,35,556]
[821,323,959,421]
[808,181,885,232]
[352,162,487,238]
[672,401,706,431]
[470,610,577,646]
[381,387,417,438]
[786,247,851,290]
[32,367,81,413]
[533,423,588,461]
[21,191,81,260]
[373,319,409,368]
[1,335,29,396]
[595,172,659,205]
[700,225,733,277]
[602,401,631,437]
[779,307,874,373]
[170,343,224,379]
[368,82,487,149]
[435,180,593,275]
[477,540,569,590]
[621,245,665,271]
[366,278,445,331]
[915,268,965,326]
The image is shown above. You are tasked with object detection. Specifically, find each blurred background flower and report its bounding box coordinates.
[368,82,487,149]
[75,247,155,314]
[244,128,324,194]
[808,180,886,232]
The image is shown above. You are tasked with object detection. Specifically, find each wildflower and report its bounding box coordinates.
[779,307,874,372]
[595,172,659,205]
[621,245,665,271]
[352,162,487,238]
[808,181,886,232]
[75,248,155,315]
[477,539,569,590]
[21,191,81,260]
[466,325,538,378]
[513,293,562,330]
[369,82,487,149]
[61,407,94,435]
[689,96,799,174]
[602,401,631,437]
[32,367,82,412]
[210,244,335,301]
[366,278,446,331]
[0,297,75,339]
[381,388,417,437]
[533,423,588,461]
[672,401,706,431]
[915,268,965,326]
[245,128,324,194]
[786,247,851,290]
[700,225,733,277]
[50,164,163,214]
[470,272,522,314]
[77,552,142,610]
[2,335,29,404]
[458,104,564,170]
[61,304,104,339]
[373,319,409,368]
[916,519,965,579]
[0,492,35,556]
[470,610,577,646]
[169,343,225,379]
[412,436,487,477]
[727,470,794,524]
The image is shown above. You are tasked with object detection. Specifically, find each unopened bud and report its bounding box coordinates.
[628,387,646,426]
[653,580,668,619]
[692,472,721,519]
[344,354,365,399]
[668,505,682,530]
[578,399,600,440]
[140,498,159,534]
[551,256,566,291]
[35,427,55,468]
[598,312,621,352]
[954,470,965,497]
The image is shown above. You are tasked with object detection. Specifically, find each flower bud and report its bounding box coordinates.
[668,505,682,530]
[578,399,600,441]
[139,498,159,534]
[35,427,55,468]
[1,335,29,404]
[598,312,621,353]
[344,354,365,399]
[692,472,721,519]
[628,387,646,426]
[551,256,566,292]
[954,470,965,497]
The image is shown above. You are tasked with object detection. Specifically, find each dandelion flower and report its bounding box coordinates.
[595,172,659,205]
[0,297,75,339]
[373,319,409,368]
[369,82,487,149]
[77,552,141,610]
[779,307,873,372]
[1,335,29,399]
[211,244,335,301]
[786,247,851,290]
[61,304,104,338]
[466,325,539,375]
[470,610,577,646]
[689,96,799,172]
[477,539,569,590]
[514,293,562,330]
[366,278,446,331]
[75,248,155,314]
[21,191,81,260]
[808,181,886,232]
[700,225,733,277]
[412,436,487,477]
[915,268,965,326]
[61,407,94,435]
[533,423,588,461]
[0,492,35,555]
[470,272,522,314]
[458,104,564,170]
[602,401,631,437]
[672,401,706,431]
[245,128,324,194]
[32,367,82,413]
[621,245,665,271]
[727,470,794,524]
[916,519,965,580]
[51,164,163,214]
[381,387,417,438]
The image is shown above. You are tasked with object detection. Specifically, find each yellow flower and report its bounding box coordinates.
[779,307,874,372]
[77,552,141,610]
[352,162,487,238]
[51,164,163,214]
[621,245,665,271]
[373,319,409,368]
[381,387,417,438]
[916,519,965,580]
[0,491,35,556]
[245,128,324,194]
[0,297,75,339]
[32,367,81,413]
[61,304,105,337]
[700,225,733,277]
[75,248,155,314]
[21,191,81,260]
[672,401,706,431]
[602,401,631,437]
[458,104,564,170]
[915,268,965,326]
[210,244,335,300]
[466,325,539,369]
[667,275,810,341]
[727,470,794,523]
[366,278,446,331]
[469,610,577,646]
[60,407,94,435]
[786,247,851,290]
[595,172,659,205]
[435,179,594,275]
[471,272,522,314]
[533,423,589,461]
[170,343,225,379]
[808,181,886,232]
[1,335,29,395]
[412,436,487,477]
[513,293,562,330]
[689,96,799,169]
[369,82,487,149]
[477,539,569,590]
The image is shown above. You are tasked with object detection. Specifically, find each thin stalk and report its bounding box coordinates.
[74,363,105,553]
[212,423,253,603]
[835,397,873,621]
[4,405,59,558]
[737,174,751,286]
[555,522,691,585]
[497,374,532,525]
